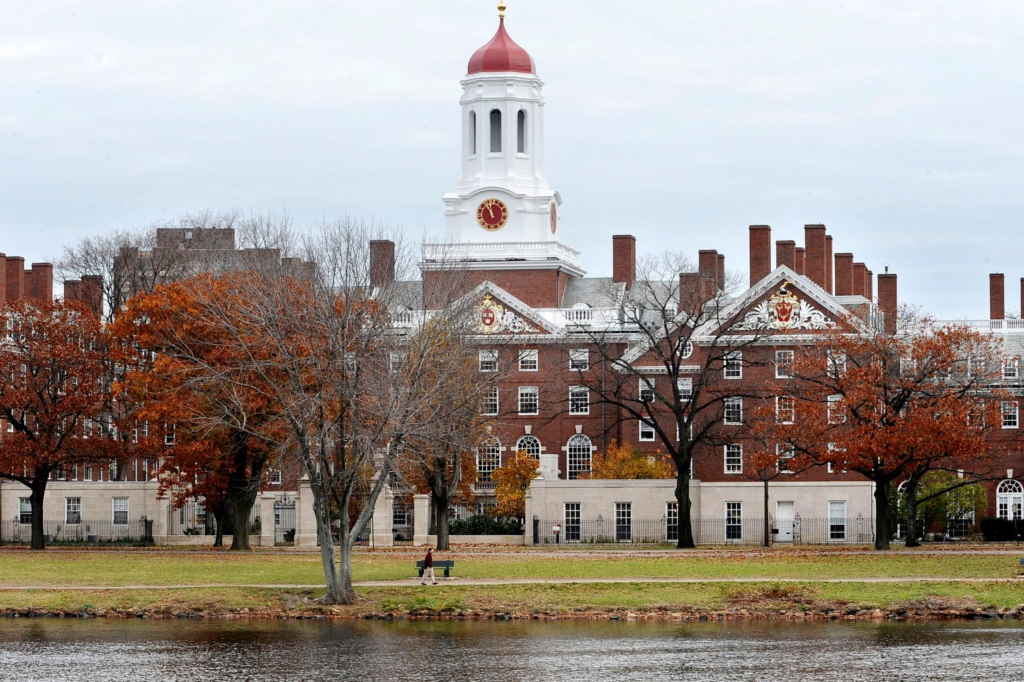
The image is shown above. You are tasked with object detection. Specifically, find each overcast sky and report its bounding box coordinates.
[3,1,1023,318]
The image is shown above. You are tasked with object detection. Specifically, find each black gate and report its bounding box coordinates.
[274,498,296,544]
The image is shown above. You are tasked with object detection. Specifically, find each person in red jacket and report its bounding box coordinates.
[421,547,437,585]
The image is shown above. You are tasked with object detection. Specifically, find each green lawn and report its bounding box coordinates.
[0,547,1016,587]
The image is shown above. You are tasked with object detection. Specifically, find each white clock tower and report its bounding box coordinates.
[423,3,584,278]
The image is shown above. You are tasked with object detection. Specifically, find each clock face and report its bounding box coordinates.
[476,198,509,231]
[549,202,557,234]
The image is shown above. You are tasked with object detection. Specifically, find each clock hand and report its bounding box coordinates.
[488,206,495,219]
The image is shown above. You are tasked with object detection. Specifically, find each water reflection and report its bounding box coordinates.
[1,619,1022,681]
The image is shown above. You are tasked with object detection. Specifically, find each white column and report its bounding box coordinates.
[371,487,394,548]
[413,494,434,546]
[259,493,276,548]
[151,495,170,544]
[294,477,318,548]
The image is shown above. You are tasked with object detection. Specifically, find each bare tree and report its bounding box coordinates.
[572,252,770,549]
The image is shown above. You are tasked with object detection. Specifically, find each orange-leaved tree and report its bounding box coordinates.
[752,309,1004,550]
[491,451,539,519]
[0,299,131,549]
[111,272,286,550]
[586,440,673,480]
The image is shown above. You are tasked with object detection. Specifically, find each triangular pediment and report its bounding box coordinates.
[457,281,563,336]
[696,266,860,338]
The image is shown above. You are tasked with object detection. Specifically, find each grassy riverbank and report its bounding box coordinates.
[0,546,1021,620]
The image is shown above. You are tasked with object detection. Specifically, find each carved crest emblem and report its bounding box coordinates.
[478,294,504,334]
[736,281,834,331]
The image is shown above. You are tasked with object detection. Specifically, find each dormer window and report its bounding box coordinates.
[489,109,502,153]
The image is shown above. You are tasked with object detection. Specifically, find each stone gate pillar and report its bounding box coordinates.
[259,492,276,548]
[413,494,432,546]
[295,477,318,548]
[371,486,395,548]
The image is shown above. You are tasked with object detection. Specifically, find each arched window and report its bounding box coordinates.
[469,111,477,156]
[997,479,1023,520]
[566,434,592,480]
[476,437,501,482]
[516,435,541,458]
[489,109,502,153]
[517,110,526,154]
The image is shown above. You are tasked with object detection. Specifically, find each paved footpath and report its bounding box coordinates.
[0,576,1021,590]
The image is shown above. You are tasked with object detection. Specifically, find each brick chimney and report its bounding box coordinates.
[81,275,103,318]
[824,235,834,294]
[866,269,874,301]
[878,272,898,334]
[27,263,53,302]
[0,252,6,307]
[698,250,719,300]
[6,256,25,303]
[851,262,867,297]
[749,225,772,287]
[612,235,636,289]
[804,225,827,289]
[1020,278,1024,320]
[834,253,854,296]
[716,253,726,290]
[369,240,396,290]
[794,247,805,276]
[990,273,1005,320]
[776,241,796,271]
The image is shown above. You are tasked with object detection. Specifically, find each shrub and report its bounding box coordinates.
[979,517,1023,542]
[449,514,524,535]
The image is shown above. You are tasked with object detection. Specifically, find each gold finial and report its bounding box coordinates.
[498,2,506,19]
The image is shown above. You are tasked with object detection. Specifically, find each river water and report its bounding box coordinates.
[1,619,1022,681]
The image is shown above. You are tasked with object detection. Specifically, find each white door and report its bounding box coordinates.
[776,501,795,542]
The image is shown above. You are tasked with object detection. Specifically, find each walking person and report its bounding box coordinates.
[421,547,437,585]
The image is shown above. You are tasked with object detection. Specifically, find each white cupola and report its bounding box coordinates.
[426,3,582,277]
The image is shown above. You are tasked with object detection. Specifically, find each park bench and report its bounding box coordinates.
[416,559,455,578]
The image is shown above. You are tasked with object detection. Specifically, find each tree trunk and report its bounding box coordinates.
[213,507,225,548]
[29,481,47,551]
[873,478,892,550]
[675,465,695,549]
[309,477,343,604]
[227,430,262,551]
[431,463,451,550]
[763,477,770,548]
[228,494,253,551]
[903,473,923,549]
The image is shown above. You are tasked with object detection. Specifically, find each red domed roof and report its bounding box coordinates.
[467,18,535,75]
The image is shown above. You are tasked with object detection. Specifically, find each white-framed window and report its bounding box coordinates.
[142,459,149,481]
[827,395,845,424]
[776,395,795,424]
[164,423,176,447]
[519,349,539,371]
[997,479,1023,520]
[388,352,404,374]
[639,419,656,441]
[489,109,502,153]
[829,500,847,541]
[468,110,477,156]
[18,497,31,525]
[724,444,743,474]
[479,349,498,372]
[777,444,795,473]
[518,386,539,415]
[516,435,541,458]
[724,351,742,379]
[639,378,655,402]
[569,386,590,415]
[65,497,82,525]
[1002,401,1019,429]
[1003,358,1020,380]
[481,386,499,416]
[476,438,501,482]
[723,397,743,425]
[569,349,589,371]
[615,502,632,542]
[676,378,692,401]
[678,339,694,359]
[826,443,846,474]
[725,502,742,540]
[775,350,794,379]
[827,351,847,377]
[517,109,527,154]
[270,469,283,485]
[566,434,592,480]
[112,497,129,525]
[666,501,679,542]
[564,502,581,541]
[900,356,917,377]
[84,466,92,482]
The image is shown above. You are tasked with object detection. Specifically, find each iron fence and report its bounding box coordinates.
[393,523,414,546]
[274,499,296,544]
[533,516,875,545]
[166,501,261,536]
[1,519,150,544]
